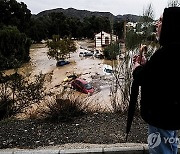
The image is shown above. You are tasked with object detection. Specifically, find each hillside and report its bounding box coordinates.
[34,7,142,22]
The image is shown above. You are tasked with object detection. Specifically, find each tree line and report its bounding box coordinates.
[0,0,125,70]
[1,0,178,70]
[29,12,124,42]
[0,0,31,71]
[0,0,125,41]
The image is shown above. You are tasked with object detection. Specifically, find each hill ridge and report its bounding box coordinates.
[35,7,141,22]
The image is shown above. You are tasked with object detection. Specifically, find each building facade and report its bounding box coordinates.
[95,31,118,50]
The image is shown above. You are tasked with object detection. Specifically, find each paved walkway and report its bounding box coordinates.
[0,146,149,154]
[0,144,179,154]
[0,143,148,154]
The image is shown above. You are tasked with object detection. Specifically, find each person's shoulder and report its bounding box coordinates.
[155,47,164,54]
[149,48,163,59]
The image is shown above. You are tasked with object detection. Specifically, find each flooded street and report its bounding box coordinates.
[4,44,57,76]
[51,40,115,110]
[10,40,120,111]
[28,44,57,75]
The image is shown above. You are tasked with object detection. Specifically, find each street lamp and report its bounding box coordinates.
[57,49,60,60]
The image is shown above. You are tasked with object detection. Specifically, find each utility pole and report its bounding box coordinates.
[110,16,114,45]
[101,31,102,48]
[123,19,129,103]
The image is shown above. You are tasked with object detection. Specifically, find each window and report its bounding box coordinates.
[105,37,109,44]
[84,83,92,90]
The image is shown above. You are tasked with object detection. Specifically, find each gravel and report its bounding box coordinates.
[0,113,148,149]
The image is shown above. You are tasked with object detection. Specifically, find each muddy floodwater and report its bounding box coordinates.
[6,40,122,111]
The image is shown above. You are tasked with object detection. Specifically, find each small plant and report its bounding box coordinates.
[45,92,91,122]
[47,98,85,122]
[10,73,45,115]
[0,72,45,120]
[0,72,13,120]
[0,97,13,120]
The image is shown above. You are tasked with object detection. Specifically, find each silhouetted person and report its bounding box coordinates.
[127,7,180,154]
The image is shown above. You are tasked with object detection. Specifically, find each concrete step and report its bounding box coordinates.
[0,144,179,154]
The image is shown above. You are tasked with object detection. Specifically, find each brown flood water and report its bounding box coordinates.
[5,40,120,111]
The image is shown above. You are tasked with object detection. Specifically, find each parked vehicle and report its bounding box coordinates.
[79,52,84,57]
[84,52,93,57]
[56,60,70,66]
[71,78,94,94]
[94,51,104,59]
[79,51,93,57]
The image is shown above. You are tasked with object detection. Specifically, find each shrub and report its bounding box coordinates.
[0,72,45,120]
[0,26,31,71]
[0,91,13,120]
[0,72,13,120]
[103,43,120,60]
[45,95,88,122]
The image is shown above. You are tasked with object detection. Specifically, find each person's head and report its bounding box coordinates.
[159,7,180,46]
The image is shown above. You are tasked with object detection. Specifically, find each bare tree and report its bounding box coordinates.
[110,4,157,114]
[168,0,180,7]
[143,3,155,21]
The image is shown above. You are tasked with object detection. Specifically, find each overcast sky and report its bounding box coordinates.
[16,0,172,20]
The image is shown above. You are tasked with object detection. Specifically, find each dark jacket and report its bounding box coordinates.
[126,7,180,136]
[134,45,180,130]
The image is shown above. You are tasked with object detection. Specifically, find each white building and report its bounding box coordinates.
[126,22,137,28]
[95,31,118,50]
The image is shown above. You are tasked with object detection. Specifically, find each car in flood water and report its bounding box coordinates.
[71,78,94,94]
[56,60,70,67]
[79,51,93,57]
[84,52,93,57]
[63,74,78,82]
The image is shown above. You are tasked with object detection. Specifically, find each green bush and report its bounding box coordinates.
[103,43,120,60]
[0,26,31,70]
[0,72,45,120]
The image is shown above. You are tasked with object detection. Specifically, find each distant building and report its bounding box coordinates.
[95,31,118,50]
